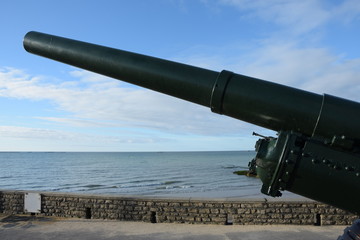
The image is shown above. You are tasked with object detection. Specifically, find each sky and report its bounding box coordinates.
[0,0,360,152]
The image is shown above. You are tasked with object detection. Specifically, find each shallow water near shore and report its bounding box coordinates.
[0,151,300,198]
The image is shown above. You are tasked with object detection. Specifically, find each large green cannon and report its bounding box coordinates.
[24,31,360,215]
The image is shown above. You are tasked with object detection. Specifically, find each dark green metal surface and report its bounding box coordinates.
[23,31,324,135]
[23,31,360,214]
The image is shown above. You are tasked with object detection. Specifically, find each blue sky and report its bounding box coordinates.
[1,0,360,151]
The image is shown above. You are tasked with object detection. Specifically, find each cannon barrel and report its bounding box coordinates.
[24,31,360,214]
[24,31,325,136]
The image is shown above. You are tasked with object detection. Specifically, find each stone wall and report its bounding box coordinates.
[0,190,357,225]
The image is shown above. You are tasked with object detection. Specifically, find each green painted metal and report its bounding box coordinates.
[24,31,360,214]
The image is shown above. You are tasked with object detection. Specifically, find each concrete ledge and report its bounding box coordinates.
[0,190,357,225]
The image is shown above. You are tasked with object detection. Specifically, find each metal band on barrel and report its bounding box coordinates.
[210,70,233,114]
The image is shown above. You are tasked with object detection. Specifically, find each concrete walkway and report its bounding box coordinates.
[0,214,346,240]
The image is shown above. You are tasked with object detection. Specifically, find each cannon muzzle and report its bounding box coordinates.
[24,31,360,214]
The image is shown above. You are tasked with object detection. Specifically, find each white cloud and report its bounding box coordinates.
[176,1,360,103]
[0,67,249,136]
[333,0,360,24]
[172,42,360,103]
[2,0,360,151]
[0,126,65,140]
[0,125,174,151]
[219,0,360,35]
[234,43,360,102]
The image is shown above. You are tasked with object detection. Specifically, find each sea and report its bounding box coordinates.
[0,151,300,199]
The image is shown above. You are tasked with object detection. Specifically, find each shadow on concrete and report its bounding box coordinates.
[0,215,55,229]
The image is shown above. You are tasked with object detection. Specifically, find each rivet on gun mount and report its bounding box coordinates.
[23,31,360,215]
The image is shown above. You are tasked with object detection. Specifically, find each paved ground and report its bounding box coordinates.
[0,214,346,240]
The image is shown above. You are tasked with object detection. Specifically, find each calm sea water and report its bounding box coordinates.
[0,151,267,198]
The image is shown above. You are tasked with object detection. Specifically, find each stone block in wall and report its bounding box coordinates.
[194,202,204,208]
[204,203,214,208]
[0,191,357,225]
[169,202,180,207]
[133,206,142,211]
[223,203,232,208]
[184,216,195,222]
[211,217,227,224]
[210,208,219,214]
